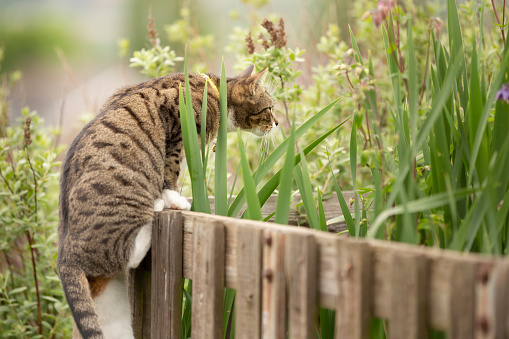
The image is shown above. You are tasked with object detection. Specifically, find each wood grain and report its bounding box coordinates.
[390,251,428,339]
[150,212,182,339]
[335,239,372,339]
[191,218,225,339]
[235,226,263,339]
[285,233,318,339]
[261,230,286,339]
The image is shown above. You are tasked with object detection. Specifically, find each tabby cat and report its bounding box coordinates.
[57,65,278,339]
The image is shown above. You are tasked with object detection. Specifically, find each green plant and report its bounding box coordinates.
[339,0,509,256]
[0,109,70,338]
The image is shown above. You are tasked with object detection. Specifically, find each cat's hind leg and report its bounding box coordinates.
[127,223,152,269]
[92,275,133,339]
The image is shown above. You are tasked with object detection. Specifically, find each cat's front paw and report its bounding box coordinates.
[162,189,191,210]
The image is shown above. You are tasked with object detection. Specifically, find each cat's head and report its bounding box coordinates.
[227,65,279,137]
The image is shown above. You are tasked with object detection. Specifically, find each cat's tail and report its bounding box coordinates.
[58,264,105,339]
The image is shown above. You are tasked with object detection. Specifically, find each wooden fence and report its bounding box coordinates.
[132,205,509,339]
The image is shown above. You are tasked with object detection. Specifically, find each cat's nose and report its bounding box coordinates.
[275,121,279,127]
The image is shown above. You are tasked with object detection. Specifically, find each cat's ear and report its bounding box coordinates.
[236,65,256,78]
[248,67,268,95]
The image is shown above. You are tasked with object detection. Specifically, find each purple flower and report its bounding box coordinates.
[495,83,509,103]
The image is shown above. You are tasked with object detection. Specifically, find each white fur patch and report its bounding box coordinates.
[94,275,133,339]
[128,223,152,269]
[154,198,165,212]
[227,108,237,132]
[162,189,191,210]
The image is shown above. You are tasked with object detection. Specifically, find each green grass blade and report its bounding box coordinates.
[181,53,210,213]
[407,18,418,146]
[294,149,319,230]
[468,38,489,183]
[223,288,235,338]
[349,25,363,65]
[369,188,473,238]
[274,120,295,225]
[319,308,335,339]
[228,98,342,217]
[350,121,361,238]
[237,129,262,221]
[215,58,228,216]
[201,81,208,168]
[330,169,355,236]
[317,188,327,232]
[468,43,509,188]
[386,55,463,208]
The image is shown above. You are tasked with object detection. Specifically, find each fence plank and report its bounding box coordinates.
[474,261,509,339]
[285,233,318,339]
[191,219,225,339]
[449,259,475,339]
[335,239,372,339]
[493,261,509,339]
[235,226,263,339]
[261,231,286,339]
[390,252,428,339]
[151,211,182,339]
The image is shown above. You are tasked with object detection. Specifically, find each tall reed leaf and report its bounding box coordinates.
[215,59,228,216]
[294,150,320,230]
[274,120,295,225]
[237,129,262,221]
[180,52,210,213]
[200,81,208,167]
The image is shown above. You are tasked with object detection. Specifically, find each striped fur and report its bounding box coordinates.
[57,66,278,338]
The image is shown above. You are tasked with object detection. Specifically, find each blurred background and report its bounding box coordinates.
[0,0,447,146]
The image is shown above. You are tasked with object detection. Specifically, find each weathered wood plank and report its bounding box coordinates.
[494,261,509,339]
[191,218,225,339]
[285,233,318,339]
[235,226,263,339]
[390,251,428,339]
[132,246,151,339]
[335,239,372,339]
[474,261,509,339]
[449,259,475,339]
[261,231,286,339]
[151,212,182,339]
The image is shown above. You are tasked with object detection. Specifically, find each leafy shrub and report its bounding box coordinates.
[0,108,71,338]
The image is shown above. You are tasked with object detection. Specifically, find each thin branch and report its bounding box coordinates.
[25,230,42,335]
[419,29,432,106]
[491,0,506,45]
[25,140,42,335]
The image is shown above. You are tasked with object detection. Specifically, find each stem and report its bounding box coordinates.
[419,29,432,106]
[25,145,42,335]
[279,76,291,128]
[26,230,42,335]
[385,19,409,93]
[491,0,506,45]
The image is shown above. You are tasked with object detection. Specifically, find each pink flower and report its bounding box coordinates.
[364,0,395,29]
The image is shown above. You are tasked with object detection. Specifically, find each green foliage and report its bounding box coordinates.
[130,44,184,78]
[0,109,71,338]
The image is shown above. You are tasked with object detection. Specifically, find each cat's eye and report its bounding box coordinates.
[255,106,273,115]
